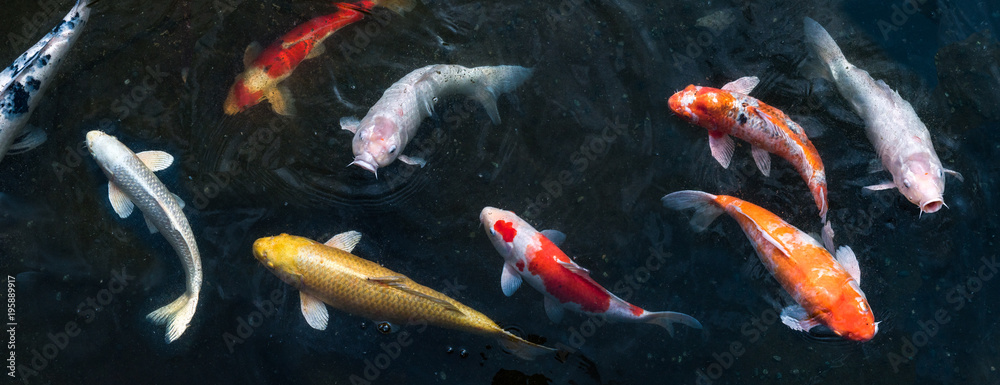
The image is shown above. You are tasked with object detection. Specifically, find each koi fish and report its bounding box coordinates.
[224,0,415,116]
[253,232,554,360]
[479,207,702,336]
[668,76,829,222]
[662,190,877,341]
[803,17,962,214]
[86,131,202,343]
[341,64,532,176]
[1,0,93,163]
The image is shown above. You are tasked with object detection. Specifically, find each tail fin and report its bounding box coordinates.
[497,331,555,360]
[639,311,703,337]
[802,17,846,75]
[372,0,416,14]
[471,65,533,125]
[147,292,198,343]
[661,190,724,232]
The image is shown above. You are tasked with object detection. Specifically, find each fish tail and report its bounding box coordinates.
[470,66,533,125]
[638,310,703,337]
[497,331,555,360]
[661,190,724,232]
[802,17,846,75]
[371,0,416,14]
[147,292,199,343]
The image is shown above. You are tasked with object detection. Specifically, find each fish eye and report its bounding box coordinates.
[376,322,393,334]
[489,228,496,236]
[903,179,912,188]
[388,146,397,154]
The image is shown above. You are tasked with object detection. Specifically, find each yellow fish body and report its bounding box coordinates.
[253,232,554,360]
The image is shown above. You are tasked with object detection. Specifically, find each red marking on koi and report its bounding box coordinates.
[494,220,517,242]
[527,234,610,313]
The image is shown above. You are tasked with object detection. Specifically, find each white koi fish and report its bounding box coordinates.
[803,17,962,214]
[341,64,532,176]
[0,0,93,163]
[479,207,702,336]
[86,130,202,343]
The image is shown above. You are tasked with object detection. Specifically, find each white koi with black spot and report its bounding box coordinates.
[0,0,93,163]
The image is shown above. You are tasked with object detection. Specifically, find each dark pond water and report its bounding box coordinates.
[2,0,999,384]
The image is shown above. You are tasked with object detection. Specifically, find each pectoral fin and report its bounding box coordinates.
[944,168,964,182]
[751,145,771,176]
[501,263,522,296]
[835,246,861,283]
[368,276,462,313]
[108,182,134,218]
[324,230,362,253]
[340,116,361,133]
[300,291,330,330]
[864,182,897,191]
[543,296,564,323]
[541,230,566,246]
[398,155,426,167]
[172,193,186,209]
[721,76,760,95]
[8,127,46,154]
[780,304,821,332]
[708,134,735,169]
[243,42,262,68]
[266,85,296,116]
[136,151,174,172]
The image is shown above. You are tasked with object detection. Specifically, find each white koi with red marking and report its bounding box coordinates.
[803,17,962,215]
[479,207,702,336]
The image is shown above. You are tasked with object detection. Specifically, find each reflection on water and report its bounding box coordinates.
[1,0,998,384]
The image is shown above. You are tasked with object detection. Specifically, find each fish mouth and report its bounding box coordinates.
[920,199,945,214]
[349,154,379,178]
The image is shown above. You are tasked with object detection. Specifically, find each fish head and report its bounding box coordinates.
[223,76,265,115]
[351,116,402,176]
[253,234,309,287]
[897,153,946,214]
[827,280,878,341]
[85,130,128,173]
[479,206,527,261]
[668,85,732,130]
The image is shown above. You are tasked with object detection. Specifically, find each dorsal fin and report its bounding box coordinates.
[557,259,591,277]
[368,276,463,313]
[729,206,793,258]
[325,231,361,253]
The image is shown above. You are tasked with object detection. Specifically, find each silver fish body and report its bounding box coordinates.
[341,64,533,175]
[86,130,201,343]
[0,0,93,162]
[803,17,961,214]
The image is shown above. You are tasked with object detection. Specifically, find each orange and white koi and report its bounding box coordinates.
[479,207,702,336]
[803,17,962,215]
[668,77,829,222]
[663,190,877,341]
[224,0,413,116]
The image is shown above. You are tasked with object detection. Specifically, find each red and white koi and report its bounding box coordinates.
[663,190,877,341]
[0,0,93,163]
[479,207,702,336]
[224,0,414,116]
[803,17,961,215]
[668,76,829,222]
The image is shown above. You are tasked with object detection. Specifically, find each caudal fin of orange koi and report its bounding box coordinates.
[638,310,703,338]
[372,0,416,14]
[662,190,724,232]
[497,331,555,360]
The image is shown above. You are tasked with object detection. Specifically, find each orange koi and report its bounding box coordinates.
[663,190,877,341]
[668,77,828,222]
